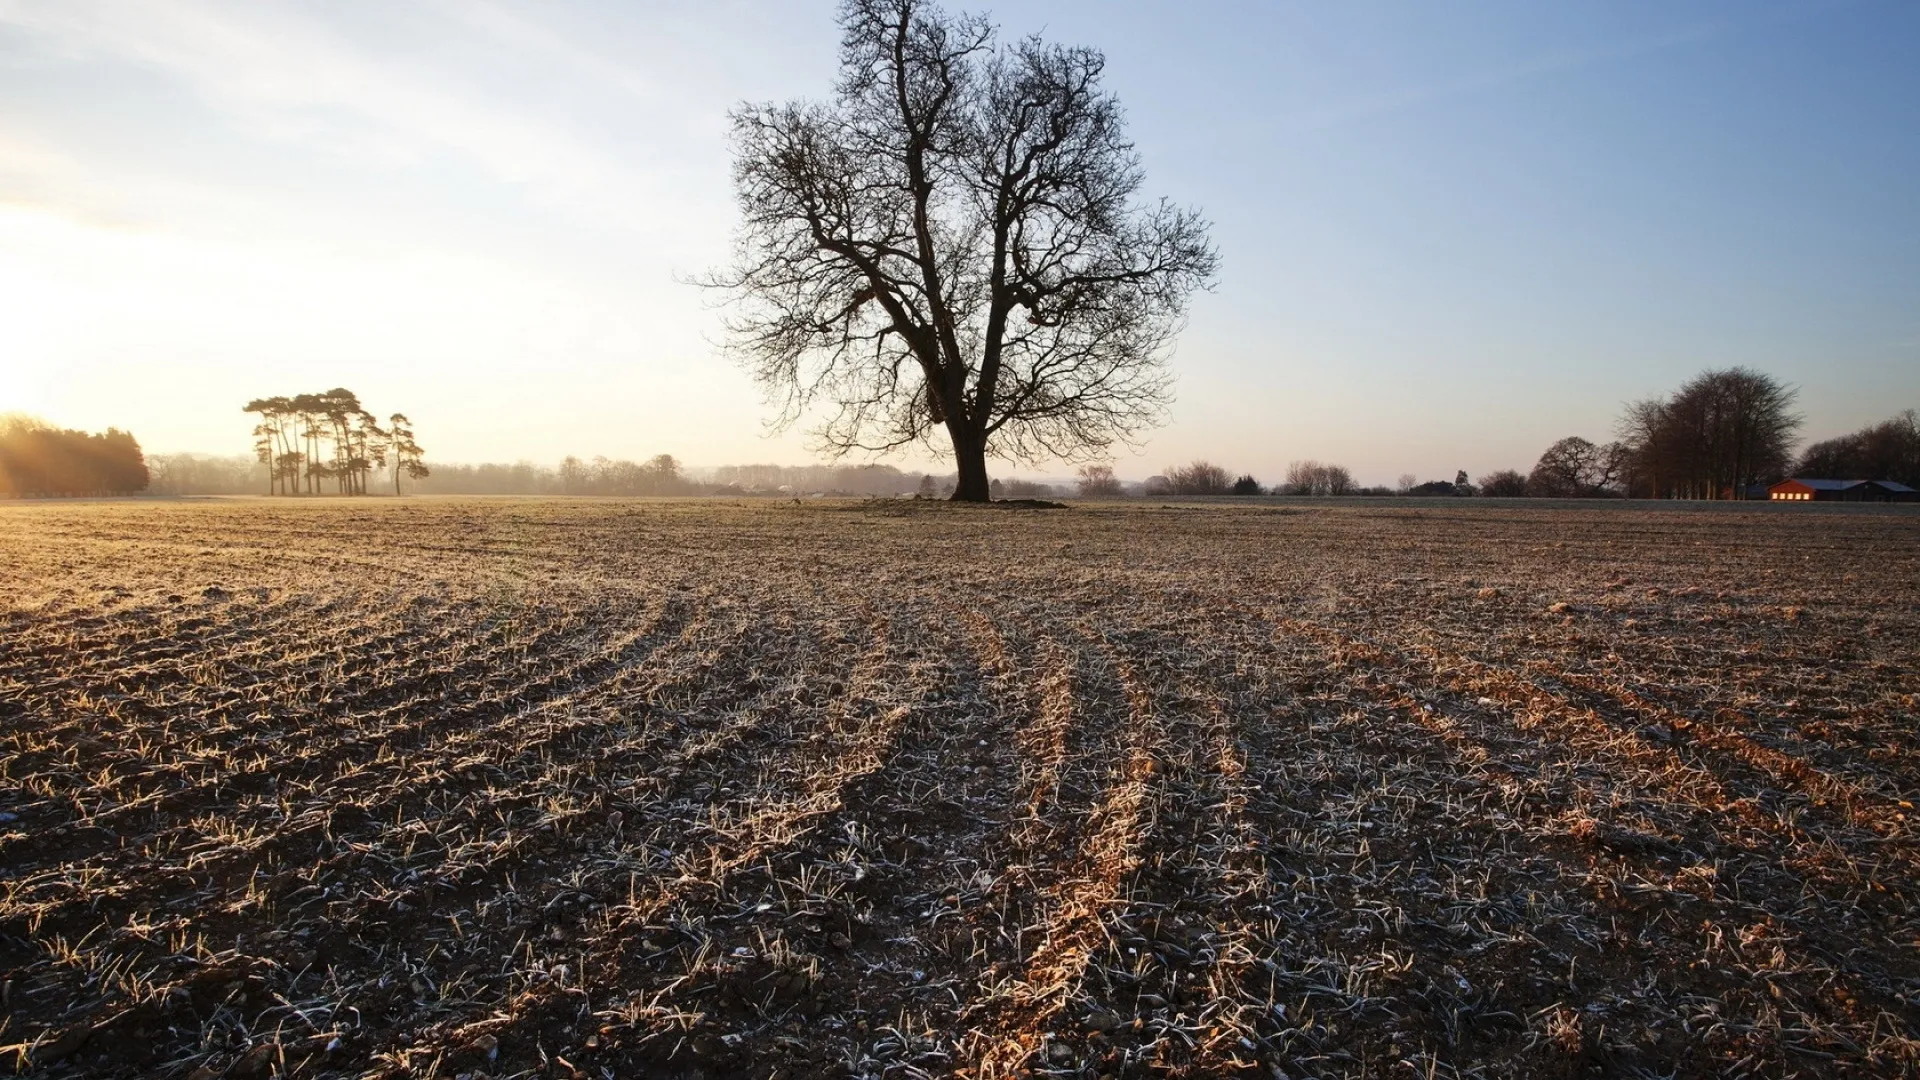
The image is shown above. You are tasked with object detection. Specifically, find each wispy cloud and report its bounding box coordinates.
[0,1,708,235]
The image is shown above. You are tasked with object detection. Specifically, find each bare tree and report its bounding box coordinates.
[1616,368,1799,499]
[1165,460,1232,495]
[1477,469,1528,497]
[642,454,685,495]
[1526,437,1599,497]
[1283,459,1319,496]
[1283,459,1354,496]
[707,0,1217,501]
[1075,463,1122,498]
[1795,409,1920,486]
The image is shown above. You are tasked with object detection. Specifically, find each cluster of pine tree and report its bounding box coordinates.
[0,416,148,497]
[243,390,427,495]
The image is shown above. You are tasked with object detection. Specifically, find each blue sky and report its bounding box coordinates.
[2,0,1915,484]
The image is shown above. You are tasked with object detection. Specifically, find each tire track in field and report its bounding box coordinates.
[572,595,1031,1077]
[1065,621,1277,1077]
[5,599,504,810]
[1253,609,1920,1071]
[23,593,855,1080]
[1388,610,1916,843]
[0,593,695,943]
[416,600,932,1078]
[959,618,1164,1079]
[1266,607,1909,874]
[1536,663,1918,826]
[298,609,860,1047]
[1411,637,1919,880]
[1422,598,1920,805]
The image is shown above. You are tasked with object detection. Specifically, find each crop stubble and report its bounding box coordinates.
[0,498,1916,1078]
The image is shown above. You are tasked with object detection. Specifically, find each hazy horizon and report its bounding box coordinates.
[5,0,1918,487]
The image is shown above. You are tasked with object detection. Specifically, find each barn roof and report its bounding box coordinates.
[1780,478,1868,491]
[1872,480,1917,493]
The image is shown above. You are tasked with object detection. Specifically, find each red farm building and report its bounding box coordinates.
[1768,478,1919,503]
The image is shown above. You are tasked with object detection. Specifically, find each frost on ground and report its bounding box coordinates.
[0,498,1916,1079]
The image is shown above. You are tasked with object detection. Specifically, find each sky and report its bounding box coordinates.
[2,0,1916,485]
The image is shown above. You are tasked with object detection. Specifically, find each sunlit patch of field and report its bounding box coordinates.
[1,497,1917,1079]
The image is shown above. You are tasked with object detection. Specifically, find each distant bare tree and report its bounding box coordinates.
[1165,460,1232,495]
[707,0,1218,501]
[1476,469,1528,498]
[1527,437,1599,497]
[1396,473,1417,495]
[1616,367,1799,498]
[1284,460,1355,496]
[1795,409,1920,486]
[1594,440,1632,494]
[1075,463,1122,498]
[1001,477,1056,498]
[643,454,686,495]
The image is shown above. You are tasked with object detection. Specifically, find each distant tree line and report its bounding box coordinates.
[1465,368,1808,499]
[1084,367,1884,502]
[714,462,923,496]
[243,390,427,495]
[554,455,692,496]
[146,454,266,496]
[142,451,981,499]
[1481,369,1914,500]
[148,366,1905,503]
[0,416,148,497]
[1119,459,1385,498]
[409,457,981,498]
[1794,410,1920,488]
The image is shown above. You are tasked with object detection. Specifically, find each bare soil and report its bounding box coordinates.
[1,498,1916,1079]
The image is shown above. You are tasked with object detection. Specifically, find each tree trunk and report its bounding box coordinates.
[947,425,991,502]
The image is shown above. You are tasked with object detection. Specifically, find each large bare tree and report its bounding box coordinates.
[1616,367,1799,499]
[709,0,1217,501]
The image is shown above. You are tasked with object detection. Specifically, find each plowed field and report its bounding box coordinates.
[2,498,1917,1079]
